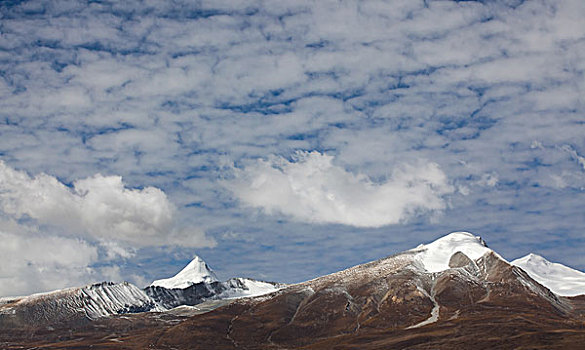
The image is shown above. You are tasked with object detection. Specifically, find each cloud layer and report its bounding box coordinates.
[0,0,584,295]
[0,162,215,295]
[227,152,453,227]
[0,230,97,297]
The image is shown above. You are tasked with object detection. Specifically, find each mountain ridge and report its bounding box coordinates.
[149,234,583,349]
[2,231,585,349]
[512,252,585,296]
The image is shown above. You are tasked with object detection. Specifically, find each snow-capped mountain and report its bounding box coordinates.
[145,277,283,309]
[146,231,582,349]
[0,255,283,328]
[144,257,283,309]
[409,232,585,297]
[512,253,585,296]
[150,255,219,289]
[3,231,585,349]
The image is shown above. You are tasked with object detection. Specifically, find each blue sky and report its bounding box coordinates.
[1,0,584,296]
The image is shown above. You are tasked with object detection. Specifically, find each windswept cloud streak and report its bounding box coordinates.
[226,152,453,227]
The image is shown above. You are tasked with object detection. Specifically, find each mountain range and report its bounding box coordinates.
[0,254,283,328]
[2,231,585,349]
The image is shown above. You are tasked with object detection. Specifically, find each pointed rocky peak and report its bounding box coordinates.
[512,253,585,297]
[411,231,496,273]
[150,255,219,289]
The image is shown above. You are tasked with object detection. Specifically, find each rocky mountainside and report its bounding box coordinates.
[145,256,283,309]
[0,255,282,330]
[145,277,284,309]
[0,282,159,329]
[147,232,585,349]
[2,232,585,349]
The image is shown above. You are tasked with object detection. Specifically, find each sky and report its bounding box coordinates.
[0,0,584,297]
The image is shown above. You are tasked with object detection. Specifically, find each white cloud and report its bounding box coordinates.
[561,145,585,172]
[0,230,98,297]
[0,160,216,296]
[0,161,213,247]
[225,151,453,228]
[0,226,162,296]
[1,0,585,290]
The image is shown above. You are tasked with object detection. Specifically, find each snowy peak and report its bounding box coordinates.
[513,253,546,266]
[411,233,585,297]
[144,255,285,309]
[410,231,496,273]
[512,253,585,296]
[150,255,219,289]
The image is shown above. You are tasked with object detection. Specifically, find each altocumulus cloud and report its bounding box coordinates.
[1,0,585,292]
[226,151,454,227]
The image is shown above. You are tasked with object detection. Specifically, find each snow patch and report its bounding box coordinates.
[512,253,585,297]
[217,278,283,299]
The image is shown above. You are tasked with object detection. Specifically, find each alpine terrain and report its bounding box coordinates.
[144,255,285,309]
[2,232,585,349]
[0,254,282,331]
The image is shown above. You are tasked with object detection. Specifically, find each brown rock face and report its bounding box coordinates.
[153,251,585,349]
[448,251,474,268]
[2,250,585,349]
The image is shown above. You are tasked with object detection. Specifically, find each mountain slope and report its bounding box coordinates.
[0,282,159,328]
[512,253,585,296]
[145,277,283,309]
[150,232,582,349]
[216,277,283,299]
[145,257,284,309]
[2,231,585,349]
[0,254,283,331]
